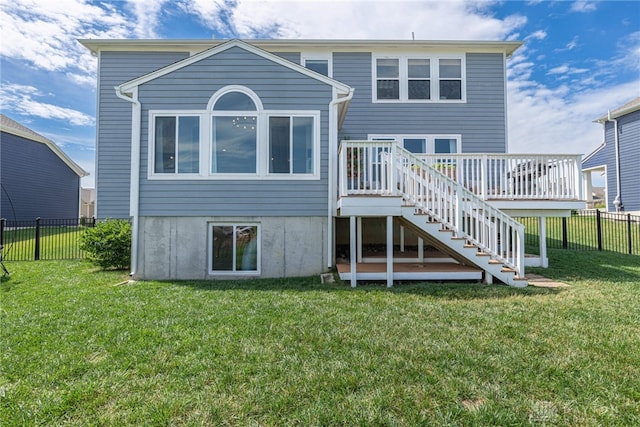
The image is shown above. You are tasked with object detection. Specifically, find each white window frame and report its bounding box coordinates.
[148,111,204,179]
[208,222,261,275]
[147,86,321,180]
[266,112,321,177]
[368,134,462,153]
[372,54,466,103]
[301,52,332,78]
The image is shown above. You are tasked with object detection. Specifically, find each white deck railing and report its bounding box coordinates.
[416,153,583,200]
[338,141,527,275]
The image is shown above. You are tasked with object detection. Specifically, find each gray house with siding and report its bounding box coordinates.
[81,39,584,286]
[583,97,640,213]
[0,114,87,221]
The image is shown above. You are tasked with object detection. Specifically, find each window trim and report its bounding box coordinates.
[148,110,204,179]
[301,52,332,78]
[371,54,466,103]
[147,86,321,181]
[267,111,321,177]
[208,222,261,275]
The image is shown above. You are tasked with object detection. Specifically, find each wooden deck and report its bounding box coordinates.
[336,262,483,282]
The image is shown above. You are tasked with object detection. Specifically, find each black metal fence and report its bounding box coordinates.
[0,217,96,261]
[2,211,639,262]
[520,210,640,255]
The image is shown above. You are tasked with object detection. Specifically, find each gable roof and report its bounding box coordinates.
[0,114,88,177]
[116,39,353,96]
[594,97,640,123]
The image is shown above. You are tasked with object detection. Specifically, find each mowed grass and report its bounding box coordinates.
[1,252,639,426]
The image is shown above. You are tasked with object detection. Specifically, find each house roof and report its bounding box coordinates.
[593,97,640,123]
[116,39,353,96]
[0,114,88,177]
[79,38,523,57]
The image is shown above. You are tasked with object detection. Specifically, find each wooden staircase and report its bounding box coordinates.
[399,207,527,287]
[338,141,528,287]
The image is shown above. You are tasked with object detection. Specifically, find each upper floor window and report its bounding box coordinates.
[373,55,465,102]
[302,54,332,77]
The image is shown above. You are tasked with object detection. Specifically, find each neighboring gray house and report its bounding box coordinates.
[0,114,87,221]
[583,97,640,213]
[81,39,584,286]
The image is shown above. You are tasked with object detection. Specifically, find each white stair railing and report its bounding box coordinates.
[338,141,525,276]
[393,147,524,276]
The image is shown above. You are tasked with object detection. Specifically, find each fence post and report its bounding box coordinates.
[596,210,602,251]
[562,217,568,249]
[0,218,5,249]
[34,217,41,261]
[628,214,633,255]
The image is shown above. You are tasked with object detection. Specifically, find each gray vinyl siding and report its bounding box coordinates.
[136,47,333,217]
[618,110,640,211]
[334,52,507,153]
[583,111,640,212]
[1,132,80,220]
[96,51,189,218]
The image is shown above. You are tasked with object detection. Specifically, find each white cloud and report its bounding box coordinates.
[126,0,171,38]
[183,0,527,40]
[570,1,597,13]
[0,0,133,77]
[547,64,589,75]
[0,83,94,126]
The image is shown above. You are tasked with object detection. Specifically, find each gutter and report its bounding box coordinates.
[607,110,623,211]
[114,86,141,277]
[327,88,355,269]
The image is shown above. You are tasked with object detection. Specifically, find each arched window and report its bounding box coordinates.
[210,88,261,174]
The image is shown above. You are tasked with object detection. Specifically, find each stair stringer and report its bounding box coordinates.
[400,207,528,287]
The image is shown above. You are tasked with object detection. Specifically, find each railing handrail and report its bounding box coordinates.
[338,140,525,275]
[393,146,524,275]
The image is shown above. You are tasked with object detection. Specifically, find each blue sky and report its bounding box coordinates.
[1,0,638,187]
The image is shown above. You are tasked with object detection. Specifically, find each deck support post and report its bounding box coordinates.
[538,216,548,268]
[400,225,405,253]
[418,237,424,262]
[386,215,393,288]
[350,216,357,288]
[356,217,363,263]
[485,272,493,284]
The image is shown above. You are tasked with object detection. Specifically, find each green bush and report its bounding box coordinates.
[80,219,131,270]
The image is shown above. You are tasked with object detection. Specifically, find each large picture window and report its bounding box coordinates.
[209,224,260,274]
[149,86,320,180]
[373,55,465,102]
[211,91,258,174]
[153,115,200,174]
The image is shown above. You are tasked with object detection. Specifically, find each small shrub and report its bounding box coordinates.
[80,219,131,270]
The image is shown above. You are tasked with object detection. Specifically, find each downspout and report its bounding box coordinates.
[115,86,141,277]
[608,110,623,211]
[327,88,355,269]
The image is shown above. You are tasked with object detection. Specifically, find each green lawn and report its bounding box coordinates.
[1,252,639,425]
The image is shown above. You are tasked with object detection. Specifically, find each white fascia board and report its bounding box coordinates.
[80,39,523,57]
[0,127,88,177]
[117,39,352,96]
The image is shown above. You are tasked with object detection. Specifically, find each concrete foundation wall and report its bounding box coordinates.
[136,216,328,280]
